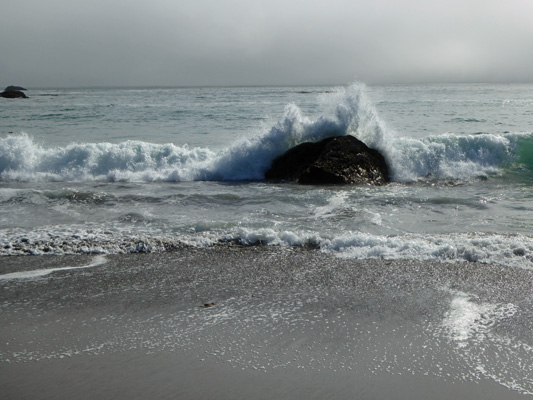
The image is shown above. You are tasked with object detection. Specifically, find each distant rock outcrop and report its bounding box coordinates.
[4,85,27,91]
[265,135,389,185]
[1,85,28,99]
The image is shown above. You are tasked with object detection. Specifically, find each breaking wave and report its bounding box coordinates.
[2,226,533,270]
[0,84,530,183]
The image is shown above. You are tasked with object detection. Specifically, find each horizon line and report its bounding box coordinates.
[11,80,533,90]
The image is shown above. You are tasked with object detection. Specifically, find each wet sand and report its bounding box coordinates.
[1,246,532,399]
[3,350,528,400]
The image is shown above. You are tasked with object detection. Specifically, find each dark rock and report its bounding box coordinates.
[4,85,27,91]
[1,85,29,98]
[1,90,28,99]
[265,135,389,185]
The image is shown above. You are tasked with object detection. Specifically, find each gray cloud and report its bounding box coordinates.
[3,0,533,87]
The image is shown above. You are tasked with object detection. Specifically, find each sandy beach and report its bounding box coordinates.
[1,246,532,399]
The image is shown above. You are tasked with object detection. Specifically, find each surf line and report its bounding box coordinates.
[0,255,107,281]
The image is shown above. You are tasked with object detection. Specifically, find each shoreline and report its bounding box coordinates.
[2,246,532,399]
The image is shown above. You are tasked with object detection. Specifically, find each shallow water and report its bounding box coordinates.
[1,83,533,270]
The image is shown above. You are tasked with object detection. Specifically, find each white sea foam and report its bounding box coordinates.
[437,290,533,394]
[225,228,533,269]
[312,192,349,218]
[441,291,517,345]
[2,224,533,270]
[0,255,107,280]
[0,84,526,183]
[326,231,533,268]
[0,135,215,182]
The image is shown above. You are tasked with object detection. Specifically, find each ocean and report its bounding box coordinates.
[1,83,533,399]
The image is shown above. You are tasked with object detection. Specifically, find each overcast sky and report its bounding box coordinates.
[3,0,533,87]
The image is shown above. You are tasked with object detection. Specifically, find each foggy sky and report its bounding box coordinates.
[3,0,533,87]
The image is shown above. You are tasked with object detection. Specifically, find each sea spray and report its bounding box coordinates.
[332,86,521,182]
